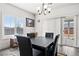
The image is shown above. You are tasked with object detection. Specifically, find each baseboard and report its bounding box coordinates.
[58,44,79,49]
[58,52,67,56]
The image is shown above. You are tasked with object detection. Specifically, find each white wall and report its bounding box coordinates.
[35,4,79,37]
[35,17,44,36]
[0,3,35,49]
[42,18,61,44]
[35,4,79,46]
[0,3,35,39]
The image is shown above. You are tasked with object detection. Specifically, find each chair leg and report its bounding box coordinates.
[55,51,57,56]
[55,47,57,56]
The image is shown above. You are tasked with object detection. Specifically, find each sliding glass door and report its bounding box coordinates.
[61,16,77,47]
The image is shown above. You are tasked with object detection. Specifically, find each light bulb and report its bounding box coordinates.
[44,11,47,15]
[44,4,47,9]
[48,8,51,13]
[48,8,51,11]
[37,7,40,12]
[38,10,42,15]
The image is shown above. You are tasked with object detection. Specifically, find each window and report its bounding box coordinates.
[16,18,24,35]
[4,16,25,35]
[4,16,15,35]
[64,19,74,38]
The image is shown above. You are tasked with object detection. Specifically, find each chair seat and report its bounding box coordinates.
[33,49,42,56]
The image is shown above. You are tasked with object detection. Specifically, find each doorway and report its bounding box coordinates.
[61,16,77,47]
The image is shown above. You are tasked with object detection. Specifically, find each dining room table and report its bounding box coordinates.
[31,37,55,56]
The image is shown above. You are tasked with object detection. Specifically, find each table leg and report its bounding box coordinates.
[44,48,48,56]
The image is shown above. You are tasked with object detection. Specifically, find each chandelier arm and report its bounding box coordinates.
[37,3,52,15]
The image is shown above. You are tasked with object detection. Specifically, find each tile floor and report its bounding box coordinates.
[58,45,79,56]
[0,45,79,56]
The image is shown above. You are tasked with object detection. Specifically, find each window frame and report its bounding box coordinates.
[3,16,25,36]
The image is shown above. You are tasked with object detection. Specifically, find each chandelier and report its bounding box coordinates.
[37,3,52,15]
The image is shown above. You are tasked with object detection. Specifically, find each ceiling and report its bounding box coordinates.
[11,3,79,15]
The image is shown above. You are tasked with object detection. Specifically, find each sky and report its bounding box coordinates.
[4,16,25,27]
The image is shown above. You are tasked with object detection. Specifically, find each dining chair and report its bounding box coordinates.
[47,34,60,56]
[45,32,54,38]
[27,33,37,38]
[16,36,42,56]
